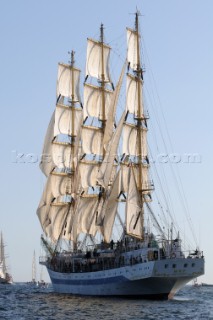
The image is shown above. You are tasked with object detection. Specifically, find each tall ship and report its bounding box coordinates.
[0,233,13,284]
[37,11,204,299]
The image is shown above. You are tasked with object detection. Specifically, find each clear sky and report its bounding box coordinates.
[0,0,212,283]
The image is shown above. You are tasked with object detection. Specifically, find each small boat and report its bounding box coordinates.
[201,283,213,287]
[192,278,201,287]
[0,232,13,284]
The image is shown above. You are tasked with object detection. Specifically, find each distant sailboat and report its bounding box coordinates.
[32,250,37,284]
[27,251,38,286]
[0,233,13,284]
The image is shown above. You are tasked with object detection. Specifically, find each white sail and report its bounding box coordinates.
[120,164,149,194]
[103,63,126,149]
[83,84,113,120]
[37,175,54,229]
[86,38,111,82]
[45,204,71,241]
[97,111,126,188]
[126,74,144,116]
[133,165,149,193]
[123,123,147,157]
[37,172,71,230]
[81,126,103,155]
[103,171,120,242]
[120,164,129,193]
[72,195,100,239]
[50,174,72,198]
[127,28,140,71]
[38,193,75,241]
[37,203,52,231]
[39,112,55,177]
[54,104,82,137]
[57,63,81,101]
[52,143,73,169]
[126,166,142,237]
[37,176,54,209]
[79,161,100,188]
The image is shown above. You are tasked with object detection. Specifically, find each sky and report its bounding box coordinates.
[0,0,212,284]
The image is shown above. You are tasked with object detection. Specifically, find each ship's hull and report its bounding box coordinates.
[45,257,204,299]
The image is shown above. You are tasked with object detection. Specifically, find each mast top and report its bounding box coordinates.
[100,23,104,43]
[68,50,75,67]
[135,9,141,32]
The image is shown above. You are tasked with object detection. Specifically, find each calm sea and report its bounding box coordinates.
[0,283,212,320]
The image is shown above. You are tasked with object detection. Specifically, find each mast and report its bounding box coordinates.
[73,23,120,244]
[100,24,106,129]
[135,11,144,236]
[135,11,143,193]
[122,11,153,240]
[99,23,106,231]
[70,50,76,173]
[69,50,77,251]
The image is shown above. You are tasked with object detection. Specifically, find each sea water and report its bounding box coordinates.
[0,283,212,320]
